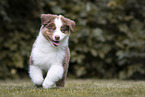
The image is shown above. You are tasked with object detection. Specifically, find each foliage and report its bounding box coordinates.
[0,0,145,79]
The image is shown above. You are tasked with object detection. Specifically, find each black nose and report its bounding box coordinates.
[55,35,60,40]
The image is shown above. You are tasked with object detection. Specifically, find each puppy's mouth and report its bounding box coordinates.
[52,40,60,46]
[47,36,60,46]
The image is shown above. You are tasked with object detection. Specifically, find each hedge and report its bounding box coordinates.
[0,0,145,79]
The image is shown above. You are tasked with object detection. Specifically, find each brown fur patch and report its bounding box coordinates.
[29,55,34,65]
[41,14,58,41]
[41,14,57,25]
[41,27,54,41]
[56,47,70,87]
[60,16,75,32]
[60,25,70,35]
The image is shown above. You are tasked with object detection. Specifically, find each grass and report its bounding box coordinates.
[0,79,145,97]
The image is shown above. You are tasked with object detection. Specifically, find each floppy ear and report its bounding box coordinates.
[61,16,75,32]
[41,14,57,25]
[68,20,75,32]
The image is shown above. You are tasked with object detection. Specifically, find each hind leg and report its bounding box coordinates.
[56,78,65,88]
[29,65,44,86]
[56,63,68,88]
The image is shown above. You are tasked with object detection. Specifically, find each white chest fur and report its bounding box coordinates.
[31,32,67,71]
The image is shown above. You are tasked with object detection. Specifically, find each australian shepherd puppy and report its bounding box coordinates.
[29,14,75,89]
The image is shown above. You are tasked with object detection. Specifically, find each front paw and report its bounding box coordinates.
[42,80,54,89]
[33,79,44,87]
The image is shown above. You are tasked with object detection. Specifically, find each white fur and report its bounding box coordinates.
[29,16,69,88]
[29,65,44,86]
[43,65,64,88]
[53,15,66,41]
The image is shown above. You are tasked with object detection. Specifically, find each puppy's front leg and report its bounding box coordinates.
[43,65,64,89]
[29,65,44,86]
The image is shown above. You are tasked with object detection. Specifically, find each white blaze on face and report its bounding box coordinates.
[53,15,67,42]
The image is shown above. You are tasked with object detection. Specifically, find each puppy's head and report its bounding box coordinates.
[40,14,75,46]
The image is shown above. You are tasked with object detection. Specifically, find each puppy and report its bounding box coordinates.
[29,14,75,89]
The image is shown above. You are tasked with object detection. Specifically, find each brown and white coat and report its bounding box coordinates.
[29,14,75,89]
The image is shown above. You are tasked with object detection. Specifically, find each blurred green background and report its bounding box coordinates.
[0,0,145,80]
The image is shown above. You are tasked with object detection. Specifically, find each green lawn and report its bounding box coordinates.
[0,79,145,97]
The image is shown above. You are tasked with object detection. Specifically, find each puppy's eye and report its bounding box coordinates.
[47,26,55,32]
[48,27,54,32]
[61,26,69,33]
[61,28,66,32]
[44,23,56,32]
